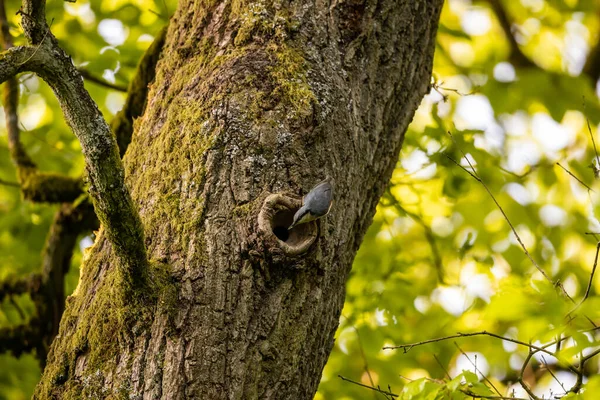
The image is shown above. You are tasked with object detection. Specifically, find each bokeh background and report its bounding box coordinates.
[2,0,600,399]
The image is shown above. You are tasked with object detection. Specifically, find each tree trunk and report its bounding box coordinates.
[35,0,443,398]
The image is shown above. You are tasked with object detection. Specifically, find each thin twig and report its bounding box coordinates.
[338,375,398,398]
[540,355,568,395]
[384,331,550,356]
[0,178,19,187]
[556,162,595,192]
[433,354,451,380]
[446,132,576,303]
[454,342,503,398]
[384,190,444,283]
[9,296,25,321]
[518,350,540,400]
[586,115,600,176]
[582,242,600,304]
[18,18,53,66]
[78,69,128,92]
[459,390,529,400]
[353,325,383,400]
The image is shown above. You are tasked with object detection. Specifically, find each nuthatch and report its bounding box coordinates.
[288,178,334,230]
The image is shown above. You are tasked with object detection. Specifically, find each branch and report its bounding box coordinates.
[0,273,42,299]
[383,190,445,283]
[0,46,35,83]
[445,132,582,306]
[485,0,536,69]
[0,198,98,363]
[338,375,398,399]
[19,171,83,202]
[0,318,45,358]
[0,177,19,187]
[384,330,553,357]
[111,26,167,156]
[15,23,148,282]
[583,7,600,84]
[20,0,47,44]
[0,1,84,203]
[38,199,98,341]
[454,342,503,398]
[556,162,595,192]
[78,68,128,92]
[518,350,540,400]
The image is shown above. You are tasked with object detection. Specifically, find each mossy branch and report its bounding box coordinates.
[0,198,98,363]
[19,170,83,203]
[15,15,148,283]
[0,273,42,299]
[0,318,45,359]
[0,46,35,83]
[0,0,85,204]
[112,26,167,156]
[20,0,47,44]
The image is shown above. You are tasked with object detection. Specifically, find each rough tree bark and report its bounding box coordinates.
[34,0,443,398]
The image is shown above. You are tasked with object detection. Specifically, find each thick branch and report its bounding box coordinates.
[486,0,535,69]
[583,8,600,83]
[0,318,45,358]
[0,46,35,84]
[19,171,83,202]
[38,199,98,340]
[0,0,84,203]
[0,198,98,362]
[112,26,167,156]
[22,34,147,282]
[21,0,47,44]
[0,273,42,299]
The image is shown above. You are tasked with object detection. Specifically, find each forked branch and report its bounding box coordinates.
[3,0,150,283]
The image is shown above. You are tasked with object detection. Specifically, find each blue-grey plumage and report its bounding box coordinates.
[288,179,334,230]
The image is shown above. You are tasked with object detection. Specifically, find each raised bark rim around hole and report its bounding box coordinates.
[258,193,317,256]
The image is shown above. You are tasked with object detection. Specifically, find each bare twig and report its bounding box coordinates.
[78,68,128,92]
[445,132,565,297]
[454,342,503,398]
[459,390,528,400]
[433,354,451,380]
[582,242,600,304]
[540,355,568,395]
[585,114,600,178]
[556,163,595,192]
[384,190,445,283]
[518,350,540,400]
[385,331,550,356]
[353,325,383,399]
[338,375,398,399]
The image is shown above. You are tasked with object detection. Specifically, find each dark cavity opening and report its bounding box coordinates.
[271,208,315,247]
[273,226,290,241]
[271,208,295,242]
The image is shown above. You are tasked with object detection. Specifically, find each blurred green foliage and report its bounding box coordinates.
[318,0,600,399]
[2,0,600,399]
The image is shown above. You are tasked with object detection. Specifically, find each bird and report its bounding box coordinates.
[288,178,334,230]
